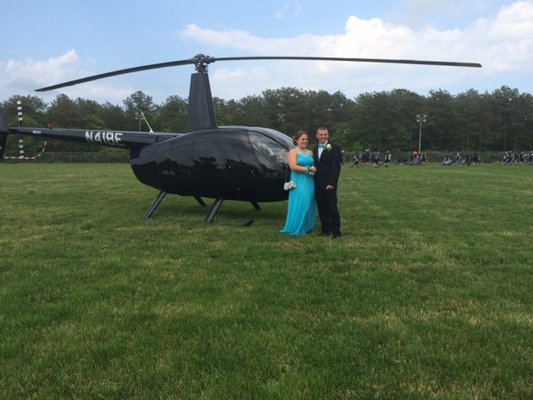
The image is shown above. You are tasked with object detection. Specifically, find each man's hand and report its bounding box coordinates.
[326,185,335,190]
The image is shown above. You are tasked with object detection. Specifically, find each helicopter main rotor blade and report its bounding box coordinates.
[36,58,196,92]
[36,54,481,92]
[214,56,482,68]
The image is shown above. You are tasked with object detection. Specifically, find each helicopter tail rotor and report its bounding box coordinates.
[0,102,49,160]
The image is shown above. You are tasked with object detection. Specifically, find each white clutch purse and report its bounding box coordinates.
[283,181,296,190]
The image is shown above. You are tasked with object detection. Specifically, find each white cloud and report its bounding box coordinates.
[0,50,138,104]
[0,50,79,92]
[466,1,533,70]
[179,1,533,99]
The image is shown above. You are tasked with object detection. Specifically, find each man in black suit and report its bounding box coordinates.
[313,126,342,237]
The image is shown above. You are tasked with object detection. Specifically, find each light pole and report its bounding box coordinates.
[416,114,427,153]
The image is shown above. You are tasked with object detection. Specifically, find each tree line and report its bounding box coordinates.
[1,85,532,157]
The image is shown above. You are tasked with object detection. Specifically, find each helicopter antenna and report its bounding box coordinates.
[137,108,154,133]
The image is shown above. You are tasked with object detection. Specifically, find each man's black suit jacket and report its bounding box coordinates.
[313,143,342,190]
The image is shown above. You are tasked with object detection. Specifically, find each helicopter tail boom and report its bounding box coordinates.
[3,127,180,150]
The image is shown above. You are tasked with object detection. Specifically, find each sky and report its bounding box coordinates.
[1,0,532,106]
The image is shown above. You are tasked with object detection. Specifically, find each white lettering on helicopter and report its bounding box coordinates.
[85,131,124,147]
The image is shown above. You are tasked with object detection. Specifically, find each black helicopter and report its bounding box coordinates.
[0,54,481,223]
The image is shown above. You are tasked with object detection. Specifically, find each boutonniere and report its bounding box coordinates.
[325,143,332,151]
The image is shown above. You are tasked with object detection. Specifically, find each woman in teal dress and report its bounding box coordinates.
[281,130,317,235]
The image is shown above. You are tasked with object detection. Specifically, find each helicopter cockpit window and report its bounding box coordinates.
[249,131,288,172]
[218,132,257,167]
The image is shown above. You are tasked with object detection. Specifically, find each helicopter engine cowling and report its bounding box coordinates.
[130,126,293,202]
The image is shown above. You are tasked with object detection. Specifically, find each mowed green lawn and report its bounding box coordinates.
[1,162,531,399]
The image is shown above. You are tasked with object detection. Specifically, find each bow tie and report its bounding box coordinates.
[318,144,326,148]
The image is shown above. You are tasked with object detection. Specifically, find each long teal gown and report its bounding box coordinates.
[281,152,317,235]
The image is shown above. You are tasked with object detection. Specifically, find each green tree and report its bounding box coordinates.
[236,95,269,127]
[123,91,157,131]
[490,86,521,151]
[47,94,82,128]
[455,89,492,151]
[98,102,128,131]
[511,92,533,150]
[3,83,533,157]
[351,90,421,153]
[158,95,187,132]
[261,87,308,134]
[76,98,105,129]
[424,90,456,151]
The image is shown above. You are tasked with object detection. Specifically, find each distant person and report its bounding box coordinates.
[350,153,359,168]
[281,130,317,235]
[455,151,463,165]
[384,150,392,167]
[313,126,342,238]
[502,151,509,165]
[361,149,370,165]
[372,152,382,167]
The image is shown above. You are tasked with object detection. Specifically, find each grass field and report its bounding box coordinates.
[1,162,532,399]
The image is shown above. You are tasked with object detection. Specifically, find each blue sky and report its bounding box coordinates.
[1,0,532,105]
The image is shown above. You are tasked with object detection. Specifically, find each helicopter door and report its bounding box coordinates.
[158,136,195,195]
[216,131,261,199]
[192,131,230,198]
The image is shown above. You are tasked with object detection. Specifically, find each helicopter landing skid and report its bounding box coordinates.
[144,190,167,219]
[204,197,256,226]
[205,197,224,224]
[144,192,259,223]
[194,195,207,207]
